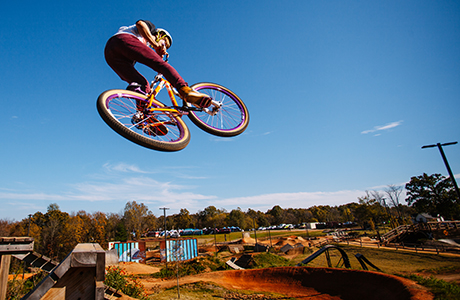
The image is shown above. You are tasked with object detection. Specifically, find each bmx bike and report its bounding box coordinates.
[97,72,249,152]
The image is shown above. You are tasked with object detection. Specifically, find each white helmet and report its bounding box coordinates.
[155,28,173,48]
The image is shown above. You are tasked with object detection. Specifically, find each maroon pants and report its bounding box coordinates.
[104,34,187,93]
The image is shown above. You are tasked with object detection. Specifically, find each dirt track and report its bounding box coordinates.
[139,267,433,300]
[118,234,435,299]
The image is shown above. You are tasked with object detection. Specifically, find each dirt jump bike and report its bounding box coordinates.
[97,68,249,152]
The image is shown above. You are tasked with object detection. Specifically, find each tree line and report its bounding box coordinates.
[1,173,458,261]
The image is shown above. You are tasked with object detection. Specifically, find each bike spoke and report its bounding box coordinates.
[107,93,185,142]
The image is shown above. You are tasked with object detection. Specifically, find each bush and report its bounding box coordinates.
[152,256,227,280]
[407,274,460,300]
[104,266,147,300]
[7,271,47,300]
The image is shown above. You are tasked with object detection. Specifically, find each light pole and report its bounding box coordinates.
[252,217,258,252]
[422,142,460,201]
[159,207,169,267]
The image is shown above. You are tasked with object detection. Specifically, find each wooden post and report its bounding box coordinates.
[0,255,12,300]
[0,237,34,300]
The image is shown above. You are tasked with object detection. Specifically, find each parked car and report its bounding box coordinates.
[146,231,160,237]
[180,228,203,235]
[219,227,231,234]
[159,230,180,238]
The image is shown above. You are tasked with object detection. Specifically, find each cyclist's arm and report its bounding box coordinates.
[136,20,167,56]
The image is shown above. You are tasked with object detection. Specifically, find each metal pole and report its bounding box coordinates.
[252,218,258,252]
[268,228,272,248]
[160,207,169,267]
[422,142,460,201]
[213,224,217,257]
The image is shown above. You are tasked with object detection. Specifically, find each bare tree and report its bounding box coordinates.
[371,190,385,206]
[385,185,403,219]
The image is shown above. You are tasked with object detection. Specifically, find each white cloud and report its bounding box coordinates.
[5,164,456,219]
[0,181,366,216]
[211,190,365,212]
[103,163,150,174]
[361,120,403,135]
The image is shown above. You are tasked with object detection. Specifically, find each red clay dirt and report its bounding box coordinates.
[140,266,433,300]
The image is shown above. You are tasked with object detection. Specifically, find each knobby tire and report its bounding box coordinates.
[97,89,190,152]
[187,83,249,137]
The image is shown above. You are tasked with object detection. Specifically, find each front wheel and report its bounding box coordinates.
[187,83,249,137]
[97,89,190,152]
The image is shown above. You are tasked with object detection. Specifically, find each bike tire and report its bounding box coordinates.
[187,83,249,137]
[97,89,190,152]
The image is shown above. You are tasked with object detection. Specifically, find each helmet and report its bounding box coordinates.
[155,28,173,48]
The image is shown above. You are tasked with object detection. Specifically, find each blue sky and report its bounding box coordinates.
[1,0,459,221]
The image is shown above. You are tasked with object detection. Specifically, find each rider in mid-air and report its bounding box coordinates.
[104,20,211,108]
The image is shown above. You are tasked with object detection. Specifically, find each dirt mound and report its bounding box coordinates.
[142,267,432,299]
[119,262,161,274]
[242,237,256,244]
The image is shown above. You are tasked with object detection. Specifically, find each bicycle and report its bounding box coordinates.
[97,70,249,152]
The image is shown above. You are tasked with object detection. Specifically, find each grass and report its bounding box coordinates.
[252,252,295,268]
[192,229,325,244]
[293,244,460,274]
[138,255,227,280]
[404,274,460,300]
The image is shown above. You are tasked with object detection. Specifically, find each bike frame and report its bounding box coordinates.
[143,73,221,117]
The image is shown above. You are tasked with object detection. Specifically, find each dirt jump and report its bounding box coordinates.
[141,266,433,300]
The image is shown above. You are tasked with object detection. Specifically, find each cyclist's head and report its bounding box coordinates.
[155,28,173,49]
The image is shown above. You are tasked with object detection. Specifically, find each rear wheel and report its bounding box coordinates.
[97,89,190,152]
[187,83,249,137]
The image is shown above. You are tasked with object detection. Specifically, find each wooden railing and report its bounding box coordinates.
[380,221,460,244]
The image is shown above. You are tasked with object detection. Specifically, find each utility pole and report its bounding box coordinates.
[159,207,169,267]
[213,224,217,257]
[422,142,460,201]
[252,217,258,252]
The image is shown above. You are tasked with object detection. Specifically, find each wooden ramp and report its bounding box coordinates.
[13,252,59,273]
[22,243,106,300]
[381,221,460,244]
[381,225,414,244]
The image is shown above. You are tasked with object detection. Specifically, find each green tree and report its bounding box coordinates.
[40,204,70,260]
[106,213,123,242]
[114,221,128,242]
[309,206,330,222]
[267,205,284,225]
[197,206,227,228]
[174,208,192,229]
[353,193,385,230]
[123,201,153,239]
[405,173,459,220]
[226,208,247,229]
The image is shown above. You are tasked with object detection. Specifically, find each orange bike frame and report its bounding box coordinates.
[144,75,185,117]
